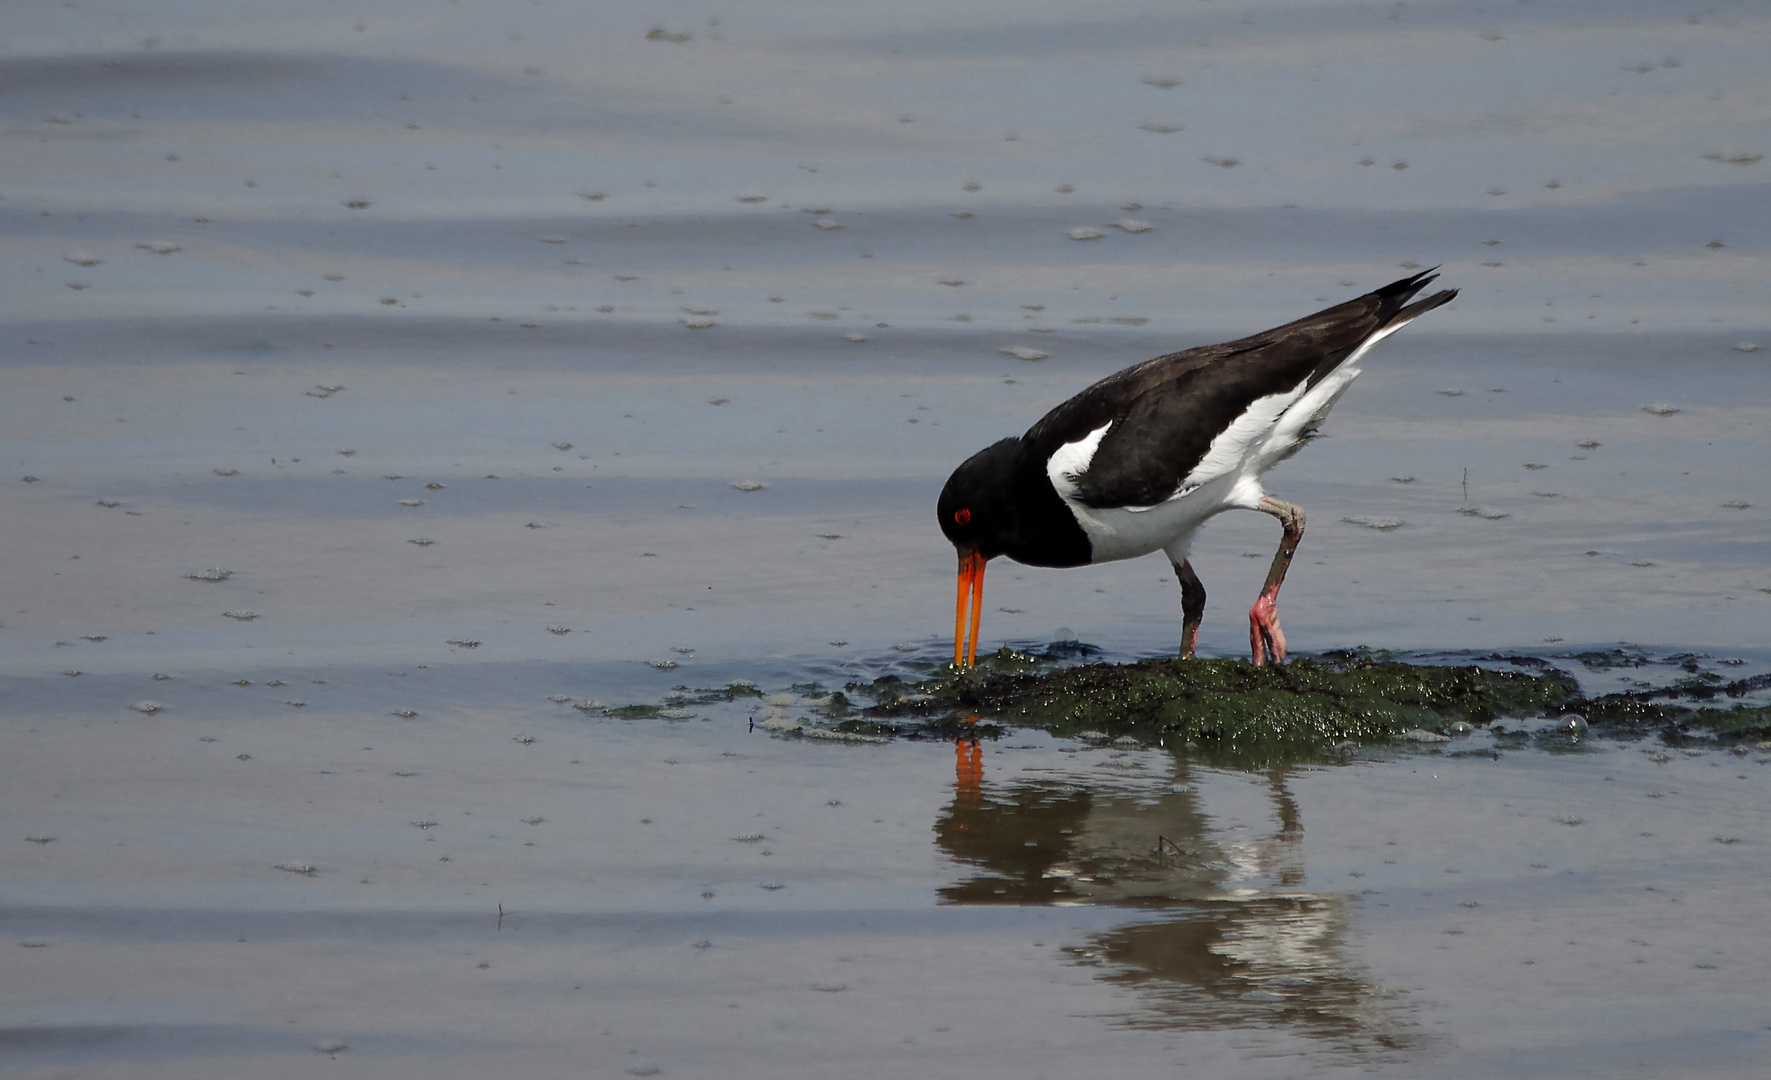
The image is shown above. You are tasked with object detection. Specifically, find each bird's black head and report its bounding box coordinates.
[937,437,1022,559]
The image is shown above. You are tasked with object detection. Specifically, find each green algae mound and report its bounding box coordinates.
[597,651,1771,762]
[857,650,1577,760]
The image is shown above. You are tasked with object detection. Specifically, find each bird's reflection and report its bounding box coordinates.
[936,738,1420,1054]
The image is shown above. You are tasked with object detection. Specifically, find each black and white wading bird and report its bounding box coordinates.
[939,269,1457,669]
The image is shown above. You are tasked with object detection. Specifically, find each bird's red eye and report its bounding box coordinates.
[954,508,971,526]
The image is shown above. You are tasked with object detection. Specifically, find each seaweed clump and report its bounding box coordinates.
[854,650,1576,761]
[1572,668,1771,744]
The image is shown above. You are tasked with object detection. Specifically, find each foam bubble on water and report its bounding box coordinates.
[1068,226,1103,240]
[732,480,766,492]
[65,252,102,267]
[1553,714,1589,735]
[1458,506,1510,520]
[185,568,232,582]
[222,610,257,621]
[1643,403,1680,416]
[1000,346,1048,361]
[681,315,716,329]
[399,499,424,507]
[735,192,767,203]
[1140,121,1182,134]
[130,701,164,714]
[813,219,842,230]
[1113,219,1153,233]
[647,659,678,671]
[135,242,182,255]
[1735,343,1760,353]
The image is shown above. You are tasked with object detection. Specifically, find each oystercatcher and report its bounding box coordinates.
[939,269,1456,668]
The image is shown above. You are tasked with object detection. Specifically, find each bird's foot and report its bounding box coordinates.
[1248,591,1286,666]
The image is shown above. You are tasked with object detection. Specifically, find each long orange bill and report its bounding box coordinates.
[953,549,986,669]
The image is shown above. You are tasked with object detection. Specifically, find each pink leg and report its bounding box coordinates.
[1249,496,1305,666]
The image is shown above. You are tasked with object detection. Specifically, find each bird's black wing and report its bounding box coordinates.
[1023,271,1453,510]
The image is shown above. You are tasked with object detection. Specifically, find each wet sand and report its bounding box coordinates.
[5,0,1770,1076]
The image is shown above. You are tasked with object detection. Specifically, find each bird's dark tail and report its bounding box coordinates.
[1375,267,1457,330]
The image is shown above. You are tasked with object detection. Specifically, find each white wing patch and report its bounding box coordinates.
[1176,383,1309,496]
[1264,319,1406,451]
[1046,421,1112,496]
[1177,319,1409,501]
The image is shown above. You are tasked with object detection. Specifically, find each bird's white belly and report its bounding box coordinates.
[1068,476,1249,564]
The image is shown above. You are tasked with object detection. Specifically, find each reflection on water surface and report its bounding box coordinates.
[936,739,1422,1055]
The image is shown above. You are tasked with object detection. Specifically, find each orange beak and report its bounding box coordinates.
[953,548,986,669]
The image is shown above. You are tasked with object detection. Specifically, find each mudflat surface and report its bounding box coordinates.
[4,1,1770,1076]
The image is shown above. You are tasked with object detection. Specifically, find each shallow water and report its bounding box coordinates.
[4,0,1770,1076]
